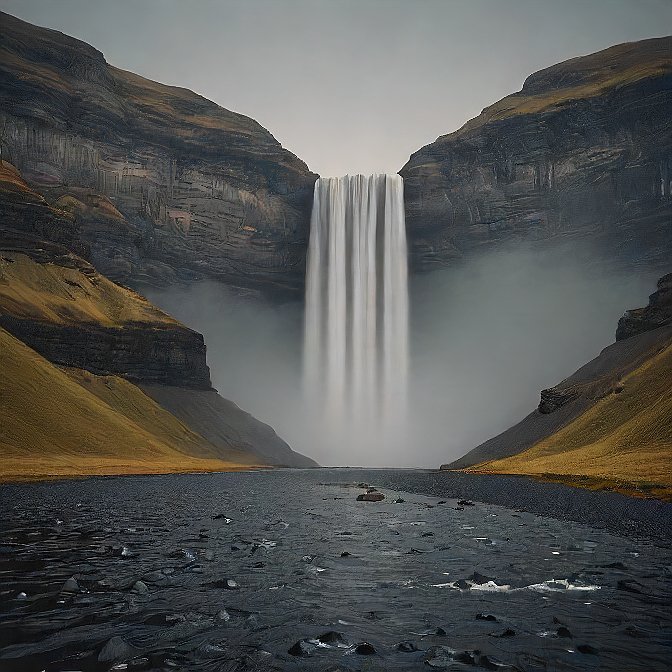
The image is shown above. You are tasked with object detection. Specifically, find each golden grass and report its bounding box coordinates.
[108,66,261,138]
[0,327,261,482]
[446,40,672,136]
[471,343,672,500]
[0,252,177,327]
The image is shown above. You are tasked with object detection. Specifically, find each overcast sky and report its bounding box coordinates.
[2,0,671,176]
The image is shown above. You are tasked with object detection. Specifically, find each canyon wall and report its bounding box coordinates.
[400,37,672,271]
[0,11,317,294]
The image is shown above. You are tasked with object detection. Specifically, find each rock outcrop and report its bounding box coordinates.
[0,11,317,294]
[400,37,672,271]
[616,273,672,340]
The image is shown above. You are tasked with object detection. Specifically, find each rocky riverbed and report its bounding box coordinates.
[1,469,670,671]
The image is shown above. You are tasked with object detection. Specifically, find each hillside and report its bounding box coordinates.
[446,275,672,499]
[0,162,317,473]
[400,36,672,272]
[469,340,672,500]
[0,327,258,481]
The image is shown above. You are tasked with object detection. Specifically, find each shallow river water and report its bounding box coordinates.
[1,469,671,671]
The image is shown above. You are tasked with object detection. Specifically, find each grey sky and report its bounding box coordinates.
[2,0,671,176]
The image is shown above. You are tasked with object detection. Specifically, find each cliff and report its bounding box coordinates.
[0,162,317,471]
[0,11,317,294]
[444,275,672,499]
[0,244,212,389]
[400,37,672,271]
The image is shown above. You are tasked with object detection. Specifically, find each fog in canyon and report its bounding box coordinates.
[147,247,656,468]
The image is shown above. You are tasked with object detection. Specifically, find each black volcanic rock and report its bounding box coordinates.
[0,11,317,294]
[617,274,672,341]
[0,314,211,389]
[400,37,672,272]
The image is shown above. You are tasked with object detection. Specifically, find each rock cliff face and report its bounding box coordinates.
[0,11,317,293]
[400,37,672,271]
[617,273,672,340]
[0,243,211,389]
[0,160,317,468]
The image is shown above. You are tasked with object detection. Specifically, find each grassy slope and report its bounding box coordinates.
[0,251,176,327]
[0,327,259,481]
[471,343,672,500]
[444,37,672,137]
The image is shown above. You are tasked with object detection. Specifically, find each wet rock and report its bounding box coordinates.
[469,572,494,585]
[252,561,265,568]
[408,548,425,554]
[577,644,599,655]
[422,532,435,537]
[318,631,346,645]
[132,580,149,595]
[99,636,136,663]
[212,578,239,590]
[394,498,405,503]
[212,514,232,523]
[357,492,385,502]
[397,640,419,652]
[288,639,315,657]
[479,655,501,671]
[216,609,231,622]
[437,500,447,505]
[354,642,376,655]
[476,613,498,622]
[424,646,455,667]
[366,487,378,493]
[340,551,351,557]
[16,591,27,600]
[60,576,79,593]
[458,500,475,506]
[556,626,572,638]
[453,650,477,665]
[364,611,381,620]
[420,627,447,637]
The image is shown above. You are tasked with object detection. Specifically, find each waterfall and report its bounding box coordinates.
[304,174,408,453]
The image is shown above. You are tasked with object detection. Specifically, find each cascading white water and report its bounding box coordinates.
[304,174,408,453]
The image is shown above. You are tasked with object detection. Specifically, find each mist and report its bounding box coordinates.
[146,246,656,468]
